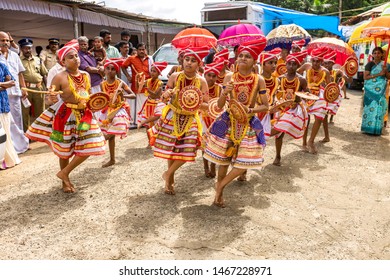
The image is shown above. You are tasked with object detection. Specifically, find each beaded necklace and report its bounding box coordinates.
[208,84,221,99]
[102,80,120,96]
[307,68,326,86]
[146,78,162,93]
[232,72,257,105]
[263,76,279,104]
[67,72,90,101]
[280,76,300,92]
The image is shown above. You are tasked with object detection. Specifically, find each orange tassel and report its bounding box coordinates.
[225,146,236,157]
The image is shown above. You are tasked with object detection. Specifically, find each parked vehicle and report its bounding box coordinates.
[152,43,179,86]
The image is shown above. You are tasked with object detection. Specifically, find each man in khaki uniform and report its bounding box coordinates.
[18,38,48,131]
[39,38,59,71]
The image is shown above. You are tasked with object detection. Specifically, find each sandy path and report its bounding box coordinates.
[1,89,389,260]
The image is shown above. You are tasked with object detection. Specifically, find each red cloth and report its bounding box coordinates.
[152,61,168,74]
[286,50,308,64]
[259,48,281,64]
[237,38,267,60]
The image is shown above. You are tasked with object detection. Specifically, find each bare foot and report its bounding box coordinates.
[344,97,350,99]
[307,142,318,154]
[61,181,75,193]
[213,182,225,208]
[301,145,309,152]
[237,173,247,181]
[57,171,75,193]
[273,156,281,166]
[319,138,330,143]
[102,160,115,168]
[162,171,175,195]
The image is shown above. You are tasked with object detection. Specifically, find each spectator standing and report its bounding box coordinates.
[0,31,29,153]
[118,41,136,128]
[19,38,48,132]
[99,29,120,59]
[0,61,21,169]
[115,30,133,55]
[40,38,60,71]
[77,36,103,94]
[121,43,153,124]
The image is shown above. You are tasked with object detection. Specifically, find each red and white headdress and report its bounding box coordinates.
[213,48,229,63]
[104,58,125,72]
[310,47,329,60]
[286,50,308,64]
[204,58,225,75]
[259,48,281,64]
[58,39,79,62]
[237,37,267,60]
[323,51,337,63]
[152,61,168,74]
[183,46,210,63]
[292,39,306,51]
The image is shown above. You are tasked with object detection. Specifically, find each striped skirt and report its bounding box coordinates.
[203,112,265,169]
[273,103,308,139]
[98,107,130,138]
[26,100,106,159]
[138,98,159,128]
[326,92,342,116]
[148,109,200,161]
[306,89,327,120]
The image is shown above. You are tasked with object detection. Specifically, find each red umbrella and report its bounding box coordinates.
[218,23,264,47]
[171,27,217,49]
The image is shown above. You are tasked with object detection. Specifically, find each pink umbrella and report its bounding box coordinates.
[218,23,264,47]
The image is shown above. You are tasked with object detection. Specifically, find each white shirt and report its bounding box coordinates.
[47,62,65,88]
[0,50,25,96]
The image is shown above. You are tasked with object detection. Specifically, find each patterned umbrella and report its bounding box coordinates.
[171,27,217,49]
[217,23,264,47]
[308,37,356,65]
[265,24,311,51]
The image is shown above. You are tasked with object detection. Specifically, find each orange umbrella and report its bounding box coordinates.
[362,15,390,39]
[171,27,217,49]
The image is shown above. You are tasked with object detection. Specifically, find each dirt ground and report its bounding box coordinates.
[1,89,389,260]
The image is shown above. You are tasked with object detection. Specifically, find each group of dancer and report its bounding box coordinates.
[24,36,354,207]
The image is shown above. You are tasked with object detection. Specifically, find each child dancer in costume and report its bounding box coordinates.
[203,38,269,208]
[137,62,167,144]
[148,46,209,195]
[201,59,224,178]
[26,41,106,193]
[321,51,352,142]
[298,47,330,154]
[258,48,281,139]
[272,51,309,166]
[98,58,135,167]
[213,48,231,85]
